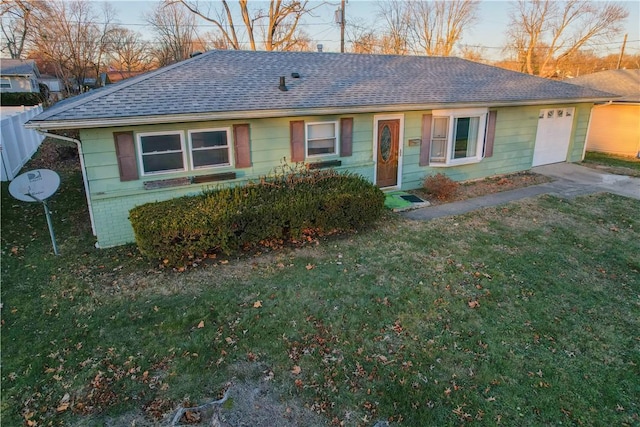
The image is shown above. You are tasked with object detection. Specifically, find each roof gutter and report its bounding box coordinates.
[25,97,615,130]
[35,130,97,239]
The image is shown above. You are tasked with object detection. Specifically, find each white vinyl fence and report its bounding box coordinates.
[1,105,45,181]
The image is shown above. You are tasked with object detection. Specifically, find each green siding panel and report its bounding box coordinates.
[80,104,592,247]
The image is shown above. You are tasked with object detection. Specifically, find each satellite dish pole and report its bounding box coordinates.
[27,192,59,256]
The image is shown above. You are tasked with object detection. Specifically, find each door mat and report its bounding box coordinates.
[400,194,424,203]
[384,191,430,212]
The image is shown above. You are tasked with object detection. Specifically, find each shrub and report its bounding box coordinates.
[129,166,385,265]
[0,92,45,106]
[423,173,459,201]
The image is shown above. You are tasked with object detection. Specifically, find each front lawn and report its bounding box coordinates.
[2,168,639,426]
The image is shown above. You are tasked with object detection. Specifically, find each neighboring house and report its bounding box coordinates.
[0,58,41,93]
[25,50,613,248]
[38,74,65,101]
[566,69,640,158]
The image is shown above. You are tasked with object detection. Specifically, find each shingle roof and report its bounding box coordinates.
[1,58,40,76]
[28,51,615,129]
[566,69,640,102]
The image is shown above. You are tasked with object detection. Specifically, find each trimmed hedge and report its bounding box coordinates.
[0,92,45,106]
[129,168,385,265]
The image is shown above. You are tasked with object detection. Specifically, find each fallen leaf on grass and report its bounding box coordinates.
[291,365,301,375]
[253,300,262,308]
[305,263,315,270]
[197,320,205,328]
[468,300,480,309]
[57,393,71,412]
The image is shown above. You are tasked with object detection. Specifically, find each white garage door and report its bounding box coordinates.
[532,108,574,167]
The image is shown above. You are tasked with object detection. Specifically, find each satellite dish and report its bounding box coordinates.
[9,169,60,202]
[9,169,61,255]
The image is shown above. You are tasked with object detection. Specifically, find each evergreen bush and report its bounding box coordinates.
[0,92,44,106]
[129,166,384,265]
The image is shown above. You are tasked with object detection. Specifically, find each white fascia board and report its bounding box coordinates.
[24,97,614,130]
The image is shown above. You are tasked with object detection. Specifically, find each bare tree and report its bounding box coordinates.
[376,0,411,54]
[0,0,48,58]
[107,28,153,72]
[408,0,479,56]
[171,0,317,51]
[459,45,487,63]
[507,0,629,76]
[29,0,117,93]
[146,1,201,66]
[347,19,379,54]
[92,3,118,84]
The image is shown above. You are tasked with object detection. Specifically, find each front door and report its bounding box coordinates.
[376,119,400,187]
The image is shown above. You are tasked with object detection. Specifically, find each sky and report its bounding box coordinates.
[109,0,639,61]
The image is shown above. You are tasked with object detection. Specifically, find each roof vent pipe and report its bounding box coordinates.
[317,44,323,52]
[278,76,288,91]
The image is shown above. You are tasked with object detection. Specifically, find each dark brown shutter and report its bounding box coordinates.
[290,120,305,163]
[419,114,432,166]
[484,110,498,158]
[340,117,353,157]
[113,131,138,181]
[233,124,251,168]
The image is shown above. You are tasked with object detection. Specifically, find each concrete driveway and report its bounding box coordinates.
[532,163,640,200]
[402,163,639,221]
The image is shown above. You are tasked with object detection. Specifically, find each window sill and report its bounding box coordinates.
[429,158,483,167]
[143,172,237,190]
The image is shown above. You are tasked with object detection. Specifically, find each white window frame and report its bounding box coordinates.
[187,127,233,170]
[137,130,187,176]
[0,78,11,89]
[430,107,488,167]
[305,121,339,158]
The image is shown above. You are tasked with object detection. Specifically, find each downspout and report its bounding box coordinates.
[36,130,97,239]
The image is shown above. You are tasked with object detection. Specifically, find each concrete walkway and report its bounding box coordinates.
[402,163,640,221]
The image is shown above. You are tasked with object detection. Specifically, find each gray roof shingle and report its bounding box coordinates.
[28,51,616,128]
[566,69,640,102]
[1,58,39,76]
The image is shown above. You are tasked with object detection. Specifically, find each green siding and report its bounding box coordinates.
[567,104,591,162]
[80,104,592,247]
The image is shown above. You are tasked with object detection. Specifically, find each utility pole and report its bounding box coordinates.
[340,0,346,53]
[616,33,628,69]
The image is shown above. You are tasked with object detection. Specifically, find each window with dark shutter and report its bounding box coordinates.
[340,117,353,157]
[419,114,432,166]
[233,124,251,168]
[484,110,497,158]
[290,120,305,162]
[113,131,138,181]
